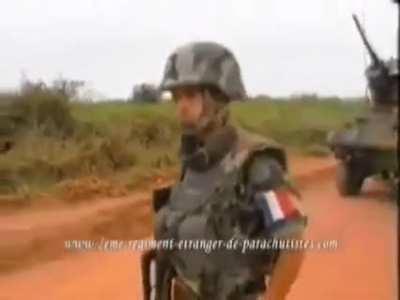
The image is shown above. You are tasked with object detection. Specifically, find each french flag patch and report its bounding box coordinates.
[254,190,303,231]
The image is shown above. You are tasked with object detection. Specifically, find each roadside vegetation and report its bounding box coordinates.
[0,81,366,200]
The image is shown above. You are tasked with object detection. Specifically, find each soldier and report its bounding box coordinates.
[141,41,307,300]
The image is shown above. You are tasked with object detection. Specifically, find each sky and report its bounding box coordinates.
[0,0,398,99]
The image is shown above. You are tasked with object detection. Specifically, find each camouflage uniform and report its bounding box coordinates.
[142,42,307,300]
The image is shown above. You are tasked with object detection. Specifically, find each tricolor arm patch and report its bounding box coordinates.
[254,190,306,234]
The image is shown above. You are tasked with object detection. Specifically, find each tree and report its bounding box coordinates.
[52,77,85,99]
[20,76,85,101]
[130,83,161,103]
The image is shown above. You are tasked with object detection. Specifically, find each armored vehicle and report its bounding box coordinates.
[328,14,398,196]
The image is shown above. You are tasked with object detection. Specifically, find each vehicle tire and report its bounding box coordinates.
[336,160,365,196]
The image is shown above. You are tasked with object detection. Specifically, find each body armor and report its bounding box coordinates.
[152,128,288,299]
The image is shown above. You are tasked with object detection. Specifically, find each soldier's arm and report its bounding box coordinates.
[247,153,307,300]
[246,152,307,237]
[265,228,306,300]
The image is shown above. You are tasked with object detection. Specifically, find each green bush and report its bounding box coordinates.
[0,97,366,197]
[11,88,75,137]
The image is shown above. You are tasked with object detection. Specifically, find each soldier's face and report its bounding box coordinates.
[173,86,204,127]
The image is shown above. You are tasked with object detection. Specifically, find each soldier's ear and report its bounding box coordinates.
[152,186,172,212]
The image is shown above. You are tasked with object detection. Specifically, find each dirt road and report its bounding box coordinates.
[0,174,396,300]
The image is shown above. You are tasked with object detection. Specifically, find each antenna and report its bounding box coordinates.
[361,0,369,100]
[362,0,368,68]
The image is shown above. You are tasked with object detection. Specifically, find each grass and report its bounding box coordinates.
[0,95,366,199]
[231,99,365,148]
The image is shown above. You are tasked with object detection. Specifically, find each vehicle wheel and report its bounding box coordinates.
[336,160,365,196]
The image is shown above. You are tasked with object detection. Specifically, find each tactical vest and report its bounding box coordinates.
[153,129,285,299]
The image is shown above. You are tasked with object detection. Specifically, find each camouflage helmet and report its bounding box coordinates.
[160,41,247,100]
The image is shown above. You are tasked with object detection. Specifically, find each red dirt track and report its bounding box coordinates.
[0,158,397,300]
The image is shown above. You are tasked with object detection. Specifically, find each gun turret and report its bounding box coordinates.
[351,14,399,108]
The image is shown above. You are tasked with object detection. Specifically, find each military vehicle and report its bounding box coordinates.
[327,14,398,196]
